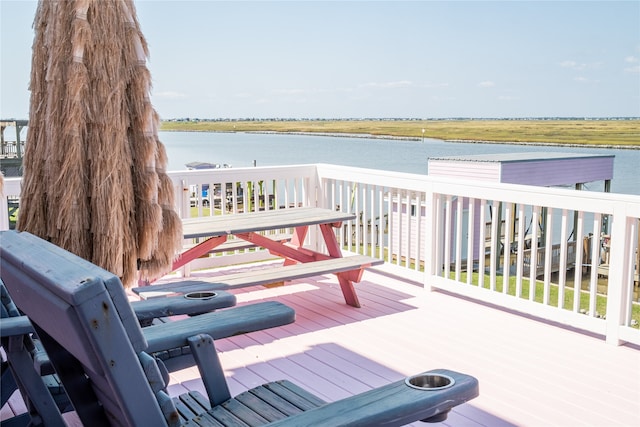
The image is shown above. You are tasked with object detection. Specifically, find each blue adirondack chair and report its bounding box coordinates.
[1,231,479,426]
[1,281,69,427]
[1,231,295,426]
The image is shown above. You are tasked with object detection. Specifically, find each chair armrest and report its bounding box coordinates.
[268,369,479,427]
[0,316,34,337]
[142,301,295,354]
[131,291,236,323]
[1,291,237,336]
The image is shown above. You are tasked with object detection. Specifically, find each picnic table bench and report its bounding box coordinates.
[138,207,383,307]
[134,255,381,298]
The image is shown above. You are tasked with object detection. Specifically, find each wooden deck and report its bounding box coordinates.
[3,261,640,426]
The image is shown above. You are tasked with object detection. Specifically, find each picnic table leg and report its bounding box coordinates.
[138,236,228,286]
[283,226,310,266]
[319,223,361,308]
[172,236,227,272]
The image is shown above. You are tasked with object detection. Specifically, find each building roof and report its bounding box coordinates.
[427,152,614,187]
[428,152,614,163]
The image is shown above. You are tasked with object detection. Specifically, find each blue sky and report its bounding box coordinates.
[1,0,639,119]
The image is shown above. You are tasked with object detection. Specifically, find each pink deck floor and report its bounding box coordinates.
[3,261,640,426]
[163,261,640,427]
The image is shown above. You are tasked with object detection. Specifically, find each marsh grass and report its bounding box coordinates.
[162,119,640,147]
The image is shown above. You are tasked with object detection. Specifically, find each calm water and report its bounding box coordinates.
[160,131,640,196]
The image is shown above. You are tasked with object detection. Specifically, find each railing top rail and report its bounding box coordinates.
[167,164,318,182]
[316,163,429,190]
[425,175,640,214]
[1,177,21,195]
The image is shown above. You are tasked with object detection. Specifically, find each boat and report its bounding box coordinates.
[185,162,232,170]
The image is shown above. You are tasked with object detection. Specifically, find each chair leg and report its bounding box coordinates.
[3,336,65,427]
[33,326,109,427]
[1,361,18,407]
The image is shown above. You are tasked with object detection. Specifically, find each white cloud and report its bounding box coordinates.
[624,65,640,74]
[624,56,639,72]
[478,81,495,88]
[560,60,588,70]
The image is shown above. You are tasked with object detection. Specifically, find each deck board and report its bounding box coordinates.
[163,263,640,427]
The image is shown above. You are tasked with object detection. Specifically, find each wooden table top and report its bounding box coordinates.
[181,207,355,239]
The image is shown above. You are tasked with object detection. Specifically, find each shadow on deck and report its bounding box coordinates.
[157,262,640,427]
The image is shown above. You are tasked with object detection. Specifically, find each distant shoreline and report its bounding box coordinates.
[161,129,640,150]
[444,138,640,150]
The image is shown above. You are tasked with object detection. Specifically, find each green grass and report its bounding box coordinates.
[348,241,639,328]
[451,271,640,328]
[190,206,213,217]
[8,207,18,229]
[161,119,640,147]
[350,241,640,329]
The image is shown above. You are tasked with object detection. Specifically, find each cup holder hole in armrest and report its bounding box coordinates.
[184,291,218,300]
[405,373,455,390]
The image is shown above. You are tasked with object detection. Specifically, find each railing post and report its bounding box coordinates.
[309,165,323,251]
[423,180,438,292]
[0,177,21,231]
[179,179,190,218]
[604,204,633,345]
[0,190,9,231]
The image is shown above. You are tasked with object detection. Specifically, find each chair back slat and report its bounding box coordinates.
[3,231,146,351]
[1,231,168,427]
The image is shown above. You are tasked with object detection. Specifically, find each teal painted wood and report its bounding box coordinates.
[187,335,230,406]
[1,232,169,426]
[142,301,295,354]
[266,370,479,427]
[1,231,147,352]
[170,370,479,427]
[0,315,33,337]
[0,281,239,416]
[0,231,296,426]
[132,291,237,324]
[1,282,67,427]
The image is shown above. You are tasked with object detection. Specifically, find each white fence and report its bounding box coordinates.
[2,163,639,345]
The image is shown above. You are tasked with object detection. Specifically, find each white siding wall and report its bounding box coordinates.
[428,160,501,182]
[501,157,614,186]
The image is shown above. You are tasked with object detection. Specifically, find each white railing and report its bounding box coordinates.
[0,141,25,158]
[0,177,21,232]
[2,164,639,345]
[420,176,640,346]
[315,164,640,347]
[166,164,320,271]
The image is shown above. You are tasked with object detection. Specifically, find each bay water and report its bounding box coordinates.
[160,131,639,196]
